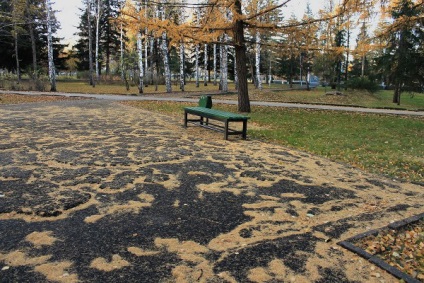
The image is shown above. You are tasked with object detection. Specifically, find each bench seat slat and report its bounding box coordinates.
[184,107,250,121]
[183,96,249,140]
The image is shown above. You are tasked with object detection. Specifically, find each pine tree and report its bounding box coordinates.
[377,0,424,104]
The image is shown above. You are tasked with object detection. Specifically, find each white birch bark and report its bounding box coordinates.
[268,56,272,87]
[120,23,124,80]
[144,1,148,75]
[161,6,171,93]
[150,36,154,86]
[136,1,143,93]
[95,0,101,81]
[203,44,208,86]
[180,41,185,91]
[137,32,144,94]
[234,50,238,90]
[46,0,56,91]
[220,35,228,93]
[213,43,217,85]
[195,44,199,87]
[255,30,262,90]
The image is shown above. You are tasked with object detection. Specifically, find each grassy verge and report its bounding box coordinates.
[0,93,82,104]
[2,79,423,110]
[124,100,424,183]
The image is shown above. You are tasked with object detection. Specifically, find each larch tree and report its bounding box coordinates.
[121,0,382,112]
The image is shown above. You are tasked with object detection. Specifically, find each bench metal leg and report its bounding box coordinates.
[184,111,188,127]
[224,120,229,140]
[242,120,247,140]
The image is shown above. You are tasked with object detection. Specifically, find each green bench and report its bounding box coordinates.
[184,96,250,140]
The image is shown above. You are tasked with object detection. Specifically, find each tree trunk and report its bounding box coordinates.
[233,0,250,112]
[161,33,171,92]
[306,65,310,91]
[95,0,101,82]
[204,44,208,86]
[234,52,238,90]
[144,2,148,78]
[27,10,37,79]
[255,31,261,90]
[220,35,228,92]
[87,0,95,87]
[136,33,144,94]
[13,26,21,84]
[195,44,199,87]
[213,43,217,85]
[180,41,185,91]
[150,37,154,86]
[46,0,56,91]
[105,17,110,76]
[268,55,272,86]
[345,25,350,90]
[393,83,401,105]
[120,23,124,81]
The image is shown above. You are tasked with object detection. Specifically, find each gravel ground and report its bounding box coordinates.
[0,99,422,282]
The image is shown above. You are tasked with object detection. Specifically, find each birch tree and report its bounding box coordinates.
[136,32,144,93]
[87,0,95,86]
[195,43,199,87]
[219,35,228,92]
[136,1,144,93]
[179,40,185,91]
[160,5,172,93]
[234,51,238,90]
[46,0,56,91]
[203,43,208,86]
[95,0,101,81]
[213,43,217,85]
[255,30,261,90]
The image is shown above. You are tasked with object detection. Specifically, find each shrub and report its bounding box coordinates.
[28,79,46,92]
[346,77,380,93]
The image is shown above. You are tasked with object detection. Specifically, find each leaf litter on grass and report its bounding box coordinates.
[354,219,424,281]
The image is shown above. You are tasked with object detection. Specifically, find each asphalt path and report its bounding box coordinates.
[1,90,423,116]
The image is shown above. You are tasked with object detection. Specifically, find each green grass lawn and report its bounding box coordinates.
[124,100,424,183]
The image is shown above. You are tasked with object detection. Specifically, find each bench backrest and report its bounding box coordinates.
[198,95,212,108]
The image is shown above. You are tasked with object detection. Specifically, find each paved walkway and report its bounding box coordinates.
[0,99,423,282]
[1,90,424,116]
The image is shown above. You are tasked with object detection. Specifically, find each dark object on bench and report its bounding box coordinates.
[184,96,250,140]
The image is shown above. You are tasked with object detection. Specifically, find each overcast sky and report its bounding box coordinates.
[53,0,320,45]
